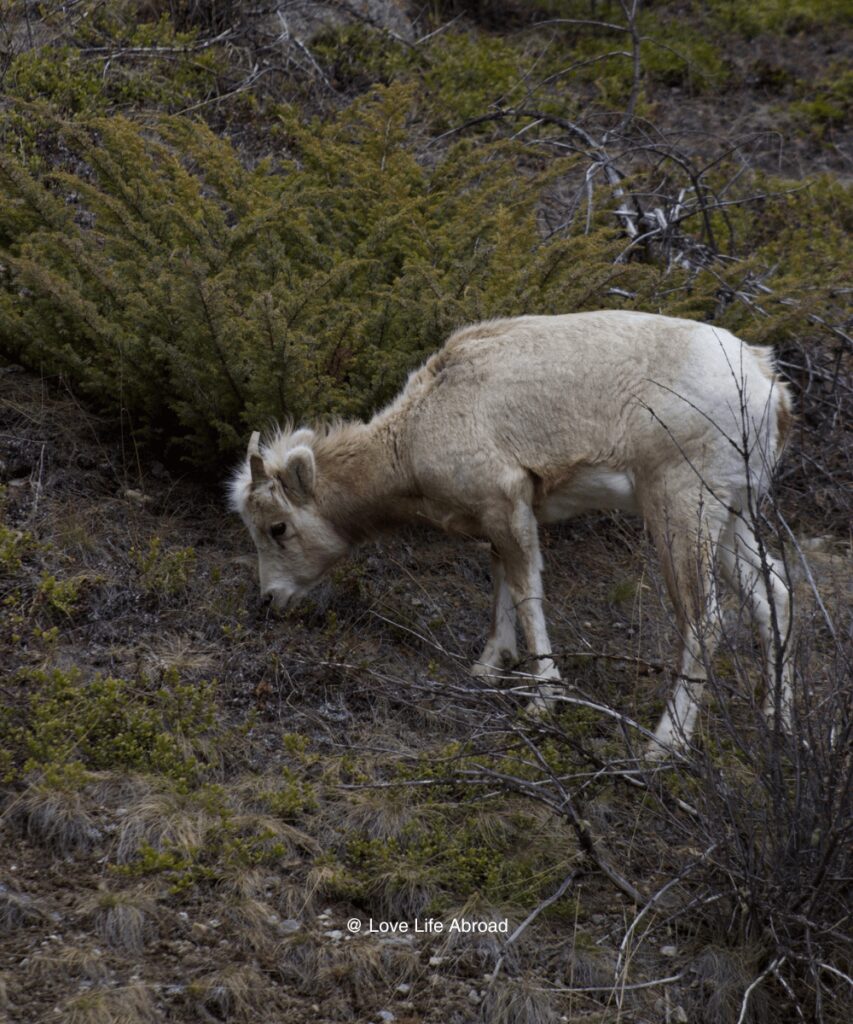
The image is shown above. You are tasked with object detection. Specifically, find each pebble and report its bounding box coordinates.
[660,944,678,958]
[395,983,411,996]
[376,1012,395,1023]
[326,930,343,941]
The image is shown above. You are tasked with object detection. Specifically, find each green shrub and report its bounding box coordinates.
[0,523,35,575]
[420,31,523,126]
[0,38,848,485]
[35,572,80,617]
[788,64,853,137]
[1,666,219,784]
[4,45,106,115]
[311,24,411,94]
[345,808,566,912]
[2,5,227,118]
[706,0,851,38]
[642,28,729,94]
[132,537,196,596]
[0,86,646,464]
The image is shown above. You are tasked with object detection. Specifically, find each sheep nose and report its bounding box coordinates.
[259,592,273,610]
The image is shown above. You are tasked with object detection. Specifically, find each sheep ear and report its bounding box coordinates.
[280,445,315,501]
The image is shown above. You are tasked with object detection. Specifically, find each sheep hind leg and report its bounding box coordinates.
[718,514,793,733]
[646,502,727,759]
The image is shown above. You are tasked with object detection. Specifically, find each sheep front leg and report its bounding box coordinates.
[493,501,563,709]
[472,547,519,677]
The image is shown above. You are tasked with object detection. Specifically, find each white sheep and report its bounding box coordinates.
[230,311,793,755]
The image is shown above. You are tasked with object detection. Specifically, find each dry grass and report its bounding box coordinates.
[114,786,217,864]
[139,632,219,677]
[438,896,518,972]
[10,779,100,855]
[185,964,273,1022]
[0,885,44,934]
[560,945,614,991]
[26,943,111,985]
[63,982,158,1024]
[333,785,443,842]
[686,947,771,1024]
[221,895,287,954]
[79,884,159,955]
[481,977,559,1024]
[274,931,418,1009]
[211,867,312,922]
[364,859,443,921]
[274,932,325,995]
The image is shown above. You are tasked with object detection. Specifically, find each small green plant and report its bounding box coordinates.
[420,31,523,127]
[3,4,227,121]
[261,768,317,821]
[5,45,105,115]
[344,809,566,915]
[0,490,36,574]
[35,572,79,617]
[281,732,313,760]
[131,537,196,597]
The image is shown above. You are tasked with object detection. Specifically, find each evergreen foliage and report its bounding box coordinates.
[0,88,655,462]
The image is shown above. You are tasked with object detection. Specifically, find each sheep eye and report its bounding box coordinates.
[270,522,287,540]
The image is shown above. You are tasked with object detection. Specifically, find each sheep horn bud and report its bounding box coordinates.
[248,431,266,485]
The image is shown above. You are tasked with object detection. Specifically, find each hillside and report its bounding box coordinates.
[0,4,850,1023]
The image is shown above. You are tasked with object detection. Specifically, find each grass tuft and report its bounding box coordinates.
[0,885,44,934]
[115,786,216,864]
[686,947,771,1024]
[10,773,100,855]
[480,977,559,1024]
[26,943,110,985]
[81,884,158,955]
[63,982,158,1024]
[185,964,272,1022]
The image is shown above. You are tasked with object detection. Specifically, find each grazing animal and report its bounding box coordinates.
[230,311,793,755]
